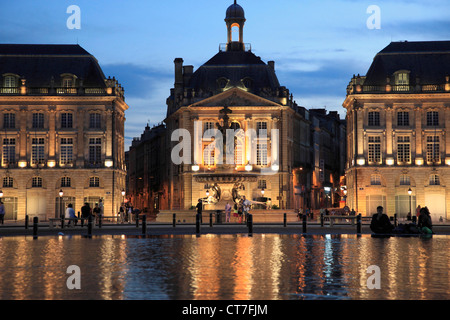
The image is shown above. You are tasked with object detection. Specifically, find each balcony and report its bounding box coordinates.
[0,86,112,96]
[349,83,448,95]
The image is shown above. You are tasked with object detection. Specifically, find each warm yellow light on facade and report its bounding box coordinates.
[105,160,113,167]
[415,158,424,166]
[192,164,200,172]
[446,158,450,166]
[386,157,394,166]
[18,161,27,168]
[47,160,56,168]
[245,162,252,171]
[357,158,365,166]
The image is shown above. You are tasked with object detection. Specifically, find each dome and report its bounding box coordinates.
[225,1,245,21]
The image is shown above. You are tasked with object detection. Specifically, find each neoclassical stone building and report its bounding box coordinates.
[163,1,311,211]
[343,41,450,221]
[0,44,128,221]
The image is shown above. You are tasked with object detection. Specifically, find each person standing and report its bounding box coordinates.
[0,201,5,224]
[98,199,104,220]
[81,202,92,227]
[225,202,231,223]
[65,203,76,227]
[242,196,251,223]
[196,199,203,223]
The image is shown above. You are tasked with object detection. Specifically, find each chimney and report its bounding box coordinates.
[268,61,275,70]
[183,65,194,86]
[174,58,184,90]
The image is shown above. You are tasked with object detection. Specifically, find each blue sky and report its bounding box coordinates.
[1,0,449,149]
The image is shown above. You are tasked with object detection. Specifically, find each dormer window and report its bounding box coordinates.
[60,73,77,87]
[217,77,229,90]
[394,70,410,91]
[2,74,19,93]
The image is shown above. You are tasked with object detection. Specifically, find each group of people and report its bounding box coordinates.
[196,196,252,224]
[64,199,104,227]
[370,205,434,235]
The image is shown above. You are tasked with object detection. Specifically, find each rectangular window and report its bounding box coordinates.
[257,142,268,166]
[368,136,381,163]
[397,112,409,126]
[370,175,381,186]
[89,138,102,164]
[89,113,101,129]
[258,180,267,189]
[397,136,411,163]
[32,113,44,129]
[203,143,215,166]
[32,177,42,188]
[256,121,268,136]
[61,177,71,188]
[204,121,215,133]
[3,113,15,129]
[430,174,440,186]
[426,136,440,163]
[426,111,439,126]
[60,138,73,165]
[61,113,73,128]
[368,112,380,126]
[31,138,45,165]
[2,177,13,188]
[4,76,16,88]
[399,175,410,186]
[2,138,15,166]
[89,177,100,188]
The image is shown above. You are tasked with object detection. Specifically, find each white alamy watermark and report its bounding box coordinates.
[67,5,81,30]
[66,265,81,290]
[366,265,381,289]
[171,121,280,175]
[366,5,381,30]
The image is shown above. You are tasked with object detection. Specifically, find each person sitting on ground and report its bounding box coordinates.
[418,206,433,234]
[370,206,394,234]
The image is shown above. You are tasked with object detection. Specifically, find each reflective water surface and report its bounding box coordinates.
[0,234,449,300]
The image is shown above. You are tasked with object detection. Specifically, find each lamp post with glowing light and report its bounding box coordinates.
[408,188,412,220]
[59,189,64,219]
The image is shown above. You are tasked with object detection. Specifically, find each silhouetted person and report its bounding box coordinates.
[418,206,433,234]
[370,206,394,234]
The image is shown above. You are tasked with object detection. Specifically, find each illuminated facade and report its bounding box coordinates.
[344,41,450,221]
[0,44,128,221]
[164,1,311,210]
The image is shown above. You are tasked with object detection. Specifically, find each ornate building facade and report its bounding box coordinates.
[344,41,450,221]
[0,44,128,221]
[164,1,312,211]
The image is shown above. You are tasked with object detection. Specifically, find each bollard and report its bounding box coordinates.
[248,213,253,235]
[284,213,287,227]
[33,217,38,238]
[196,213,201,234]
[173,213,176,228]
[210,213,213,227]
[302,214,307,233]
[98,215,102,228]
[136,214,140,228]
[357,214,362,234]
[87,215,93,237]
[394,213,398,227]
[25,215,29,229]
[61,216,65,229]
[320,212,324,227]
[216,211,222,225]
[412,215,417,224]
[142,215,147,235]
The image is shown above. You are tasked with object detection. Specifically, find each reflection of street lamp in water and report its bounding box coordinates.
[408,188,412,219]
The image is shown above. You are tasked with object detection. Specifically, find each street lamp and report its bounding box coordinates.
[206,189,210,197]
[408,188,412,220]
[59,189,64,218]
[0,190,3,198]
[261,188,265,196]
[245,162,252,171]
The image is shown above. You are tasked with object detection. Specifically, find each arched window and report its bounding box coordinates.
[231,24,240,42]
[370,174,382,185]
[61,177,71,188]
[3,177,13,188]
[429,174,440,186]
[89,176,100,187]
[32,177,43,188]
[399,175,410,186]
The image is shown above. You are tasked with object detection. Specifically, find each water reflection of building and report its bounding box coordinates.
[0,44,128,221]
[344,41,450,220]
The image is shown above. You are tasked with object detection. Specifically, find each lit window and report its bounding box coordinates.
[426,136,440,164]
[257,142,268,166]
[31,138,45,165]
[60,138,73,165]
[368,136,381,164]
[203,143,215,166]
[397,136,411,163]
[3,76,17,88]
[204,121,215,133]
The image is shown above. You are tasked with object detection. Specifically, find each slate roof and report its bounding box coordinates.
[364,41,450,86]
[187,50,280,94]
[0,44,107,88]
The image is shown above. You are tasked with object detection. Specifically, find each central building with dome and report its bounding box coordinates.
[161,1,312,211]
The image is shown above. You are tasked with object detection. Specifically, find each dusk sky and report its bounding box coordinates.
[1,0,449,149]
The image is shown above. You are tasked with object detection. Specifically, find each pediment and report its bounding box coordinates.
[191,88,281,108]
